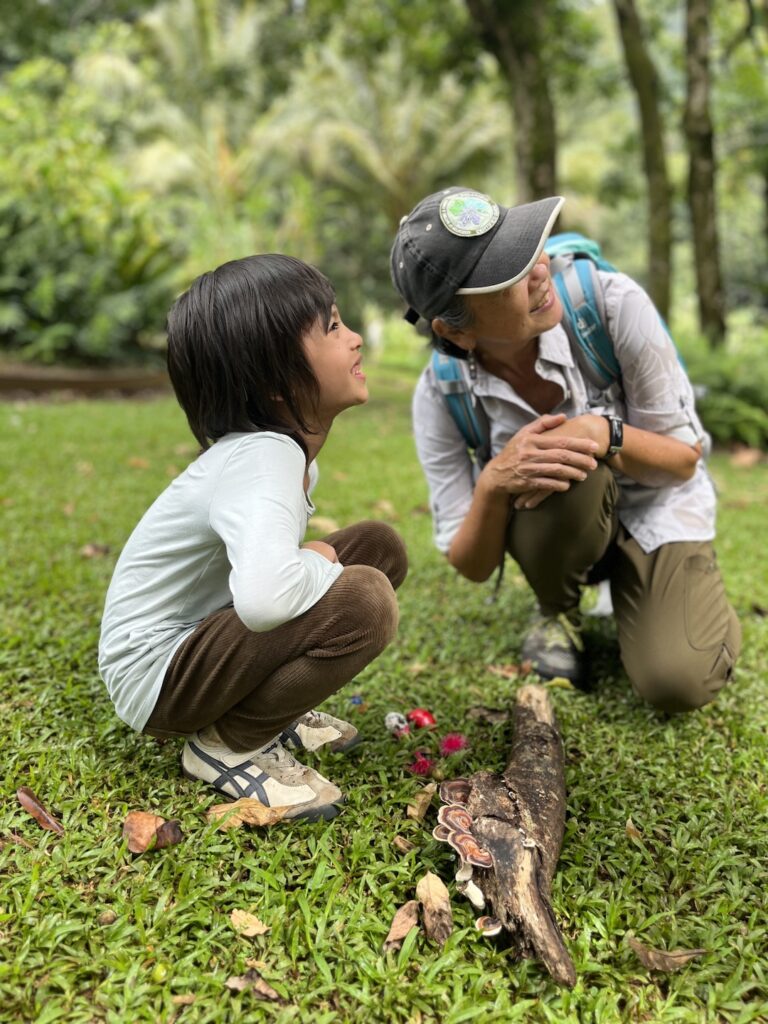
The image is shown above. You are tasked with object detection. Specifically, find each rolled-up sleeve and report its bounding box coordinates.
[603,272,708,450]
[412,367,476,554]
[209,436,342,631]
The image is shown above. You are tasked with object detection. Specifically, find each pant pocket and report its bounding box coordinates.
[683,553,730,653]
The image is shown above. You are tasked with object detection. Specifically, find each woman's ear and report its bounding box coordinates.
[431,318,474,353]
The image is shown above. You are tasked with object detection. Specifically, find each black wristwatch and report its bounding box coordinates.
[602,414,623,459]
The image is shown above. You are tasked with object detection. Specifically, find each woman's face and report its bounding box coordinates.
[302,304,368,424]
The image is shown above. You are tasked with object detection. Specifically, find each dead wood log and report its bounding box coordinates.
[437,684,575,987]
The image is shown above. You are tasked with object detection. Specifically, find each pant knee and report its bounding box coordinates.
[335,564,400,649]
[629,644,735,713]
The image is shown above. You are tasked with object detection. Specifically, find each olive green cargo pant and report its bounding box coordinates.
[507,465,741,712]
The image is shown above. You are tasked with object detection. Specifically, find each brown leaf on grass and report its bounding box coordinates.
[171,995,196,1006]
[79,542,111,559]
[307,515,340,535]
[486,663,520,680]
[122,810,183,854]
[627,935,707,972]
[16,787,64,835]
[224,969,281,1001]
[626,818,643,841]
[729,446,763,468]
[373,498,399,520]
[127,456,150,469]
[416,872,453,946]
[466,705,510,725]
[207,798,293,830]
[406,783,437,822]
[393,836,416,854]
[230,910,270,937]
[383,899,420,952]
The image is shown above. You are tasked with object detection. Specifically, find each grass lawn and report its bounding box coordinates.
[1,346,766,1024]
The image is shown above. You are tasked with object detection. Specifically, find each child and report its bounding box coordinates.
[98,254,408,821]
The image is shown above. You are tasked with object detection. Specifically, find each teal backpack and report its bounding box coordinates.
[431,231,630,464]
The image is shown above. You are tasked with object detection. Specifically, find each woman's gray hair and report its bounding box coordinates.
[430,293,474,359]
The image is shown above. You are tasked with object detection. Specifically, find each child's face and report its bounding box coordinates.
[302,304,368,424]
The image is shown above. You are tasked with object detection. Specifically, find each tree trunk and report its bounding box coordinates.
[465,0,557,202]
[435,685,576,987]
[684,0,727,346]
[612,0,672,321]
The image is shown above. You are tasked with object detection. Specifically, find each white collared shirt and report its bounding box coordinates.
[412,271,716,556]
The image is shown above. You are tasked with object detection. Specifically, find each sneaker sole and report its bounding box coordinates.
[181,766,345,821]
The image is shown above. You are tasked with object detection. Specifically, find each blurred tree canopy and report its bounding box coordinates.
[0,0,766,366]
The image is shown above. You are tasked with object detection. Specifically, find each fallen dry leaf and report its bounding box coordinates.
[393,836,416,854]
[416,872,453,946]
[79,543,111,559]
[207,798,292,830]
[544,676,576,690]
[171,995,196,1007]
[230,910,270,937]
[224,969,281,1001]
[406,782,437,822]
[16,787,64,835]
[627,934,707,972]
[122,810,184,854]
[307,515,340,535]
[729,446,762,468]
[373,498,399,519]
[486,663,520,680]
[127,456,150,469]
[383,899,420,952]
[626,818,643,841]
[466,706,510,725]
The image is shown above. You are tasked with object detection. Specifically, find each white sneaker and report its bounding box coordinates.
[279,710,361,753]
[181,730,343,821]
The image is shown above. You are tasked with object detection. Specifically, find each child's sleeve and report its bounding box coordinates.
[208,435,343,632]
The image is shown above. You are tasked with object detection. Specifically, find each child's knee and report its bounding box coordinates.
[339,564,400,647]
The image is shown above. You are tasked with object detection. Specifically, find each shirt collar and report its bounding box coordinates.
[537,324,574,367]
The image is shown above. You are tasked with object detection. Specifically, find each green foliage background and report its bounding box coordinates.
[0,0,767,442]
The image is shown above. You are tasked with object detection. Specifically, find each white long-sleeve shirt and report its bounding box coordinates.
[98,432,343,732]
[413,271,717,555]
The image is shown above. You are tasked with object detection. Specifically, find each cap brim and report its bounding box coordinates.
[456,196,565,294]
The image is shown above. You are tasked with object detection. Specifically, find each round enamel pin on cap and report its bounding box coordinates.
[439,190,500,237]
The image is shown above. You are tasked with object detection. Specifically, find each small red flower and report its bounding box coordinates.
[407,751,435,776]
[439,733,468,756]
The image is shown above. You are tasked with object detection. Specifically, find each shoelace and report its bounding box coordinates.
[555,613,585,652]
[258,739,299,769]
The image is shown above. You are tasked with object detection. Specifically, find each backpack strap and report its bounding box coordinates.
[549,253,620,392]
[430,350,491,466]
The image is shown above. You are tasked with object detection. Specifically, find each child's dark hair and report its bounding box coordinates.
[166,254,335,450]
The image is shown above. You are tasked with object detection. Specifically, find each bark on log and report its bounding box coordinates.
[438,685,575,987]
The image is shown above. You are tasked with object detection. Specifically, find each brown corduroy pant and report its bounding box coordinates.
[507,464,741,713]
[144,521,408,751]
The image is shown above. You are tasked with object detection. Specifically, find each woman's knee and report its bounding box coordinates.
[629,642,736,713]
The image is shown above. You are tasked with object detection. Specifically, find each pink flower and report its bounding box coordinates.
[439,733,468,756]
[407,751,435,776]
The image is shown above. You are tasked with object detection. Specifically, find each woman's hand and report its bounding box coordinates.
[302,540,339,562]
[479,413,599,502]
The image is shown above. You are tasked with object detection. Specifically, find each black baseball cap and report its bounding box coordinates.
[390,186,564,323]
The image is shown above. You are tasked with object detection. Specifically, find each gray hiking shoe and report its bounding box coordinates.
[279,710,361,753]
[182,731,343,820]
[520,610,587,688]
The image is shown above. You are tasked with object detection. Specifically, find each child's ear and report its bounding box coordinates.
[431,318,474,354]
